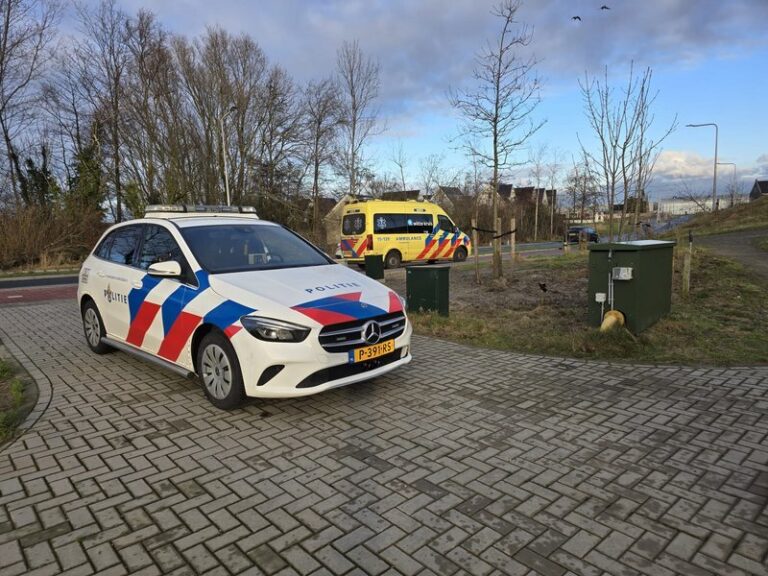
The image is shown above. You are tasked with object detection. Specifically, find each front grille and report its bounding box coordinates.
[296,349,402,388]
[318,311,406,353]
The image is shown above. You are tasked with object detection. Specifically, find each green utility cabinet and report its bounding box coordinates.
[406,265,450,316]
[364,254,384,280]
[588,240,676,333]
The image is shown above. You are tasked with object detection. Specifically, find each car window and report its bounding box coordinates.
[408,215,434,234]
[105,226,142,266]
[342,214,366,235]
[138,225,189,272]
[181,224,332,273]
[94,235,113,259]
[437,215,454,233]
[374,214,408,234]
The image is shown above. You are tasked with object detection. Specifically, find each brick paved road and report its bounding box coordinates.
[1,300,767,576]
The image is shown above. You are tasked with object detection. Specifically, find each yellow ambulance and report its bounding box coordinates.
[340,199,471,268]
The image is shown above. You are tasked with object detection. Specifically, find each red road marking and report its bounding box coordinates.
[0,285,77,304]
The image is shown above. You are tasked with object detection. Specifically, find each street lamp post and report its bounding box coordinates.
[686,123,718,211]
[219,105,238,206]
[717,162,737,207]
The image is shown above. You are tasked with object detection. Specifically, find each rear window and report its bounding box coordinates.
[342,213,365,235]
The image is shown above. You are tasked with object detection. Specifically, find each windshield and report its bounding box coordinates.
[181,224,333,273]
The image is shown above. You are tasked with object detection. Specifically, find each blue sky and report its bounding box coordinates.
[90,0,768,198]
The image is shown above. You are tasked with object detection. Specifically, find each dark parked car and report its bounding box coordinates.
[567,226,600,244]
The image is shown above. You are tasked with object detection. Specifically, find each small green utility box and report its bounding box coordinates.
[588,240,676,333]
[406,265,450,316]
[364,254,384,280]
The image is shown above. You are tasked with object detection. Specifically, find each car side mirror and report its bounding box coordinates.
[148,260,182,277]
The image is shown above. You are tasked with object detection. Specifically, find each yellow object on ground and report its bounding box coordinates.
[600,310,626,332]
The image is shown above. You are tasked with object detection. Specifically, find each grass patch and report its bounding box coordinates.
[0,266,80,279]
[0,358,31,443]
[409,248,768,365]
[751,236,768,252]
[668,196,768,237]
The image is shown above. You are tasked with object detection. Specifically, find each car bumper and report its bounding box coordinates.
[232,321,413,398]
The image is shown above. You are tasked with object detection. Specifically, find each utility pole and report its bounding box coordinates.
[219,105,238,206]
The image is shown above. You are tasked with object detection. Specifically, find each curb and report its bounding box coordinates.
[0,327,53,451]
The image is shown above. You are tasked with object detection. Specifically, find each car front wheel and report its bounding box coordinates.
[196,331,245,410]
[453,246,468,262]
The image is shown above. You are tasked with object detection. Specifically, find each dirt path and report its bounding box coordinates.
[697,227,768,281]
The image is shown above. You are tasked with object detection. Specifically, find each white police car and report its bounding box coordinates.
[77,205,412,409]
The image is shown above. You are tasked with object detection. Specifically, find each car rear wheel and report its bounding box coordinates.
[81,300,112,354]
[453,246,468,262]
[197,331,245,410]
[385,250,402,269]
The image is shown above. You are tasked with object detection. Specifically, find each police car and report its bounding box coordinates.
[77,205,412,409]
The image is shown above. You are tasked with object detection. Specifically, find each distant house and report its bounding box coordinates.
[476,183,556,209]
[477,183,512,206]
[749,180,768,201]
[431,186,470,213]
[380,189,420,201]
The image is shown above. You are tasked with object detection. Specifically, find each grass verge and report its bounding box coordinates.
[409,248,768,365]
[751,236,768,252]
[0,266,80,279]
[0,357,36,443]
[670,196,768,237]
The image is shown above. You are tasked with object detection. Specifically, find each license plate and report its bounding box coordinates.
[349,339,395,363]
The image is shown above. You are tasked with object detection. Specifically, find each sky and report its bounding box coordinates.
[86,0,768,199]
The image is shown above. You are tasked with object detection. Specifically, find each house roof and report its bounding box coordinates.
[436,186,464,201]
[381,189,420,201]
[756,180,768,195]
[497,184,513,199]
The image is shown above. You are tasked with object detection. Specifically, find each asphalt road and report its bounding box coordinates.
[0,273,79,290]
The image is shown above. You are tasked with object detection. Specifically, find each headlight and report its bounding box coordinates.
[240,316,310,342]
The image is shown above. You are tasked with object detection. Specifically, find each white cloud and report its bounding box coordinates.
[654,150,714,179]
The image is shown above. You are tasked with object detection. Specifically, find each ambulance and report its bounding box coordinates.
[77,205,412,409]
[340,199,471,268]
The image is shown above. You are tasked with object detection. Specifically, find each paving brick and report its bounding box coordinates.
[1,302,767,576]
[0,540,24,568]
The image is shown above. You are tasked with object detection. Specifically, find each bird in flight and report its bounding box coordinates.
[572,15,582,21]
[601,5,610,9]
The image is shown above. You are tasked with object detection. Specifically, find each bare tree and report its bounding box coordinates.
[75,0,131,221]
[566,153,599,223]
[335,40,380,197]
[527,143,546,241]
[173,28,269,206]
[545,148,562,237]
[303,76,339,241]
[419,153,444,199]
[0,0,59,202]
[628,69,676,236]
[449,0,543,279]
[390,140,407,192]
[579,64,675,241]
